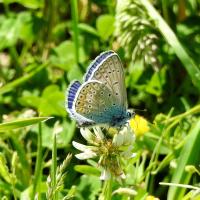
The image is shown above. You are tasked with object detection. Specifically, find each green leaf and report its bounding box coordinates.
[17,0,43,9]
[41,121,75,148]
[0,62,48,95]
[0,0,43,9]
[96,14,115,41]
[77,175,101,200]
[78,23,99,37]
[74,165,101,176]
[0,117,51,132]
[128,60,145,84]
[18,94,41,109]
[20,182,47,200]
[67,64,83,81]
[18,12,44,43]
[50,40,86,70]
[0,18,19,50]
[0,12,43,50]
[145,66,167,96]
[19,85,67,117]
[38,85,66,117]
[167,120,200,200]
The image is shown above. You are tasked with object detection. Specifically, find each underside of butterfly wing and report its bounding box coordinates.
[73,80,127,126]
[86,52,128,109]
[66,80,94,126]
[84,51,114,82]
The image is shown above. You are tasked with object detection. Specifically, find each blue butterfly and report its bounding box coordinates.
[66,50,134,127]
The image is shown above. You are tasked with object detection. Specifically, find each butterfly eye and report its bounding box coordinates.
[127,112,131,117]
[127,111,134,118]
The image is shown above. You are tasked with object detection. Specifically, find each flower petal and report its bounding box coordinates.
[80,128,96,143]
[100,169,111,180]
[75,151,97,160]
[72,141,88,151]
[112,132,124,147]
[93,127,104,140]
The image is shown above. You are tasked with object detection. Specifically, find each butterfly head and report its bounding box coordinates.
[126,110,135,120]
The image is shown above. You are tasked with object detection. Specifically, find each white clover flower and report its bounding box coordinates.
[72,141,98,160]
[72,124,136,180]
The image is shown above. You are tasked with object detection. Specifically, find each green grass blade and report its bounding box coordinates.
[51,131,57,200]
[70,0,79,64]
[32,123,43,200]
[0,117,51,132]
[140,0,200,91]
[167,120,200,200]
[0,62,48,95]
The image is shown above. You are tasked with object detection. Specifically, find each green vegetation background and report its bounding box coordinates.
[0,0,200,199]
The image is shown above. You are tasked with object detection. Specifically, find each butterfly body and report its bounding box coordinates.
[66,50,134,127]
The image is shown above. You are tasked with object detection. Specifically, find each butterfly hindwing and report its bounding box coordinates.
[66,80,94,126]
[73,80,125,124]
[67,80,81,111]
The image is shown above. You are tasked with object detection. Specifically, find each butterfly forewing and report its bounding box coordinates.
[86,53,127,109]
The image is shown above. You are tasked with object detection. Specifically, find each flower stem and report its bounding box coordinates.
[100,176,113,200]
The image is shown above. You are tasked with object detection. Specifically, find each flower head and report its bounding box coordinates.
[130,115,149,137]
[72,125,136,180]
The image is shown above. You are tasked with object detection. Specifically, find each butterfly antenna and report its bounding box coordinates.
[133,108,147,112]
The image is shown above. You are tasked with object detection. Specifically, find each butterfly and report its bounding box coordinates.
[66,50,134,127]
